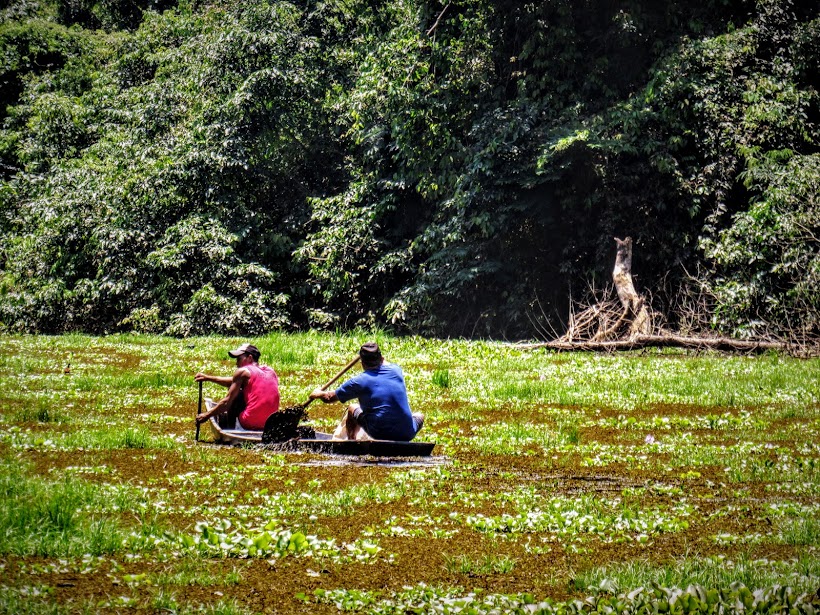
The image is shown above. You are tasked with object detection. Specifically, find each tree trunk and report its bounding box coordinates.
[612,237,651,337]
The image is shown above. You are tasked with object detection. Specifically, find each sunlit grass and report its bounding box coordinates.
[72,371,192,390]
[592,410,769,431]
[1,426,183,451]
[774,508,820,546]
[255,332,319,370]
[484,353,818,410]
[10,400,69,424]
[432,368,451,388]
[151,559,245,586]
[470,422,566,455]
[0,457,134,557]
[444,553,517,575]
[0,586,96,614]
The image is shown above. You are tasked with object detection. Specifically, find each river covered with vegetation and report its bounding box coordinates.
[0,333,818,613]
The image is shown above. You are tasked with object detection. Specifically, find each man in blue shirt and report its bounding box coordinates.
[309,342,424,441]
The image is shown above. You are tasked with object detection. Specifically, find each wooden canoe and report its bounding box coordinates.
[208,416,265,444]
[207,417,435,457]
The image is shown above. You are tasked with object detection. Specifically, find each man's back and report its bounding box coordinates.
[336,363,415,440]
[239,364,280,430]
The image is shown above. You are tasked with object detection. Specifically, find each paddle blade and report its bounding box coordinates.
[261,406,307,444]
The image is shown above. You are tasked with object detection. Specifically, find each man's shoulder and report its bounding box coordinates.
[360,364,396,380]
[233,367,252,380]
[381,362,402,375]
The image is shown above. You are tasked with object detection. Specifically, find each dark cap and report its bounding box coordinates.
[228,343,260,360]
[359,342,382,363]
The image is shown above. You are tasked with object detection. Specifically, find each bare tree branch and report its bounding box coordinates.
[426,3,451,37]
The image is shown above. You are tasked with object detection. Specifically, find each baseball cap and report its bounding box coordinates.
[227,343,260,360]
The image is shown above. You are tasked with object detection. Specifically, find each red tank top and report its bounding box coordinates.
[239,364,280,430]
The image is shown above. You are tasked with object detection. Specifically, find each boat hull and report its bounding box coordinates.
[208,417,435,456]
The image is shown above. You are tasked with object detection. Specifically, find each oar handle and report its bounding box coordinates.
[195,380,203,442]
[303,354,361,409]
[320,354,361,391]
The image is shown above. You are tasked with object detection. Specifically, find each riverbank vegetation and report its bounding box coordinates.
[1,0,817,339]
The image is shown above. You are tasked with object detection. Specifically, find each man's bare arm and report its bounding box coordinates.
[196,369,248,422]
[195,372,233,387]
[309,389,339,403]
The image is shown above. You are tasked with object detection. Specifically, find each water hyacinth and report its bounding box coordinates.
[309,582,820,615]
[462,497,695,542]
[180,519,384,563]
[0,333,817,612]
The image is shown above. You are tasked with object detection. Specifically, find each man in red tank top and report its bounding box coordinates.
[194,343,280,430]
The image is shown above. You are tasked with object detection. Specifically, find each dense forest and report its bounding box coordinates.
[0,0,817,338]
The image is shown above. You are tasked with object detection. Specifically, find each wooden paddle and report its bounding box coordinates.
[302,353,362,411]
[281,353,362,414]
[195,380,203,442]
[262,354,362,445]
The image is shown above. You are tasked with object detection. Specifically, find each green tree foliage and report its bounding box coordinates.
[1,0,339,334]
[0,0,817,337]
[703,154,820,337]
[599,1,820,336]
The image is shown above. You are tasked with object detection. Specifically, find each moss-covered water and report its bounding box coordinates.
[0,333,818,614]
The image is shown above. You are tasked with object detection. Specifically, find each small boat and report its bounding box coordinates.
[208,417,265,444]
[293,433,436,457]
[207,417,436,457]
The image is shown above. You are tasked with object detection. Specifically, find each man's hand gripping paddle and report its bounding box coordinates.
[292,353,362,413]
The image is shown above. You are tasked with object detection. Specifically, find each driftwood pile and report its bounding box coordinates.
[519,237,812,356]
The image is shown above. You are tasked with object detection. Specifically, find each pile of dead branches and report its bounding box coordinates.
[519,237,818,357]
[556,297,650,344]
